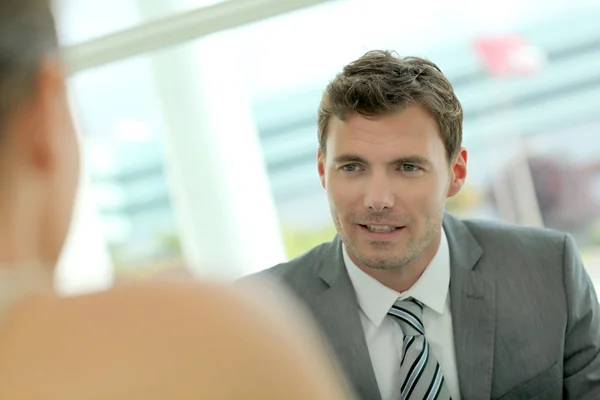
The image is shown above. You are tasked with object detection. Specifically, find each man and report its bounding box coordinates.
[249,50,600,399]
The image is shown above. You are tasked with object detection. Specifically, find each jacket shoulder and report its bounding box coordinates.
[455,216,571,280]
[238,240,336,300]
[247,240,333,279]
[460,217,567,248]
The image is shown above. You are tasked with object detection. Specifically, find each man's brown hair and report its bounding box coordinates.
[318,50,463,161]
[0,0,58,133]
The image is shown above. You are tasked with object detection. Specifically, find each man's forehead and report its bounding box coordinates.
[327,123,437,151]
[325,115,446,164]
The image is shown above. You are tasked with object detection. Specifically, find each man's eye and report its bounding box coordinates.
[400,164,420,172]
[341,164,360,172]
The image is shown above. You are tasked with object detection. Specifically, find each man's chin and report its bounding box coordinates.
[352,251,398,270]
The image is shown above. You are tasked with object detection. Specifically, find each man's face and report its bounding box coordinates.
[318,105,467,272]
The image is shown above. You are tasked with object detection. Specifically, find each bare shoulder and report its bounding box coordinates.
[0,279,352,399]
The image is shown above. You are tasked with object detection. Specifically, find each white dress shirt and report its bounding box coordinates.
[344,229,461,400]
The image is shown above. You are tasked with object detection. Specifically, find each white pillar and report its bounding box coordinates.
[139,1,287,279]
[55,162,114,295]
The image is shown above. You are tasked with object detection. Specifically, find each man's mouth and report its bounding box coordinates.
[364,225,398,232]
[358,224,404,233]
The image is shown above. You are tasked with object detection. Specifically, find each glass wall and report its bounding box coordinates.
[60,0,600,287]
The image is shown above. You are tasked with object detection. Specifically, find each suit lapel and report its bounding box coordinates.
[444,214,496,400]
[315,237,382,400]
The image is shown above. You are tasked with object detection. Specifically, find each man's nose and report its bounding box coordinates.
[364,174,394,211]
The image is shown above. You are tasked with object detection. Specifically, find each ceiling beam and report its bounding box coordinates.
[63,0,335,74]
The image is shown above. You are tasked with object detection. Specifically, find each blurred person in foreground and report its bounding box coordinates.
[247,50,600,399]
[0,1,353,398]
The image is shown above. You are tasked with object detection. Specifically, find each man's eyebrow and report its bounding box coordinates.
[333,155,367,164]
[390,155,432,166]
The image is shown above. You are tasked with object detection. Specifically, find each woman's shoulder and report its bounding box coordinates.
[0,278,353,399]
[0,279,282,364]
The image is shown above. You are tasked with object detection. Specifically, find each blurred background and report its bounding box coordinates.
[53,0,600,294]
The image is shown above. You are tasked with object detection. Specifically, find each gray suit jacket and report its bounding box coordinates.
[246,214,600,399]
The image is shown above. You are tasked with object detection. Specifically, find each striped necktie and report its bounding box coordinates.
[388,298,452,400]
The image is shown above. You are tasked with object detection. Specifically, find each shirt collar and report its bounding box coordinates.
[344,228,450,327]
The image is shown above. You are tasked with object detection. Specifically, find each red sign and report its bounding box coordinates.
[474,35,545,77]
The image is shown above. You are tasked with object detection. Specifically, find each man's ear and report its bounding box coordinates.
[447,147,467,198]
[317,148,326,189]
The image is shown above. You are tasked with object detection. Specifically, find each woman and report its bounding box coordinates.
[0,1,353,398]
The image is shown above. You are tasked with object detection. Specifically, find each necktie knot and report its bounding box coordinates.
[388,298,424,337]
